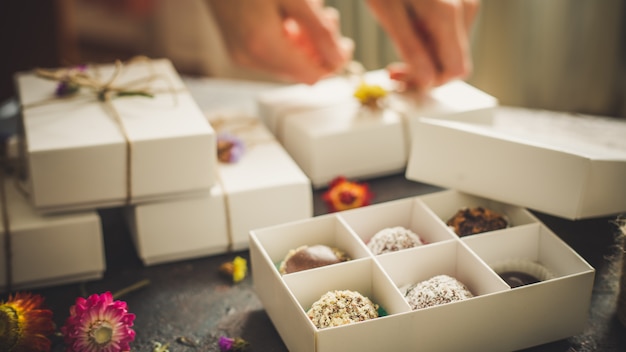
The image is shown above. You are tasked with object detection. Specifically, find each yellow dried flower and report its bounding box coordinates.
[353,82,388,109]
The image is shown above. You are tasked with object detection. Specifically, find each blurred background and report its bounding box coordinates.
[2,0,625,118]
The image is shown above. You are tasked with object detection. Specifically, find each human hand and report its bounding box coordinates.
[366,0,479,91]
[207,0,353,84]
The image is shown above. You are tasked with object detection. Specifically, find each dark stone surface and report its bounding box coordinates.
[6,174,626,351]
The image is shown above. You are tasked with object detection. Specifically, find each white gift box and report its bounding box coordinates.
[257,71,497,137]
[15,58,216,213]
[249,190,594,352]
[256,71,497,188]
[126,116,312,265]
[406,107,626,219]
[0,178,105,291]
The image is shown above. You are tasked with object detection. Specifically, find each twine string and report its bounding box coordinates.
[208,114,275,251]
[23,56,183,205]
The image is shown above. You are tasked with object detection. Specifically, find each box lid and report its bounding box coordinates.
[406,106,626,219]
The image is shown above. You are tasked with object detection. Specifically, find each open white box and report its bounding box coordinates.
[249,190,595,352]
[406,107,626,219]
[15,58,216,213]
[126,115,312,265]
[0,178,105,292]
[256,71,497,188]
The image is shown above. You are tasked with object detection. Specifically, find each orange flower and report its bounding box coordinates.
[0,292,55,352]
[322,176,374,212]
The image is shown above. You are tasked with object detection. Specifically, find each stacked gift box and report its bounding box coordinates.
[5,58,315,291]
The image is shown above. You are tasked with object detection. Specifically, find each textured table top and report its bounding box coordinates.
[15,173,626,352]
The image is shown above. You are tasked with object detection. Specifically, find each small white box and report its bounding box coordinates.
[257,71,497,137]
[125,187,229,266]
[281,102,408,188]
[256,71,497,188]
[0,178,105,291]
[15,58,217,213]
[249,190,594,352]
[127,116,312,265]
[406,107,626,219]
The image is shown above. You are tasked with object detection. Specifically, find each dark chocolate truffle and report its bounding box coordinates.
[446,206,508,237]
[499,271,540,288]
[492,259,554,288]
[279,245,350,274]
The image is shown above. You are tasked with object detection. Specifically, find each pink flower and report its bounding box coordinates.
[61,292,136,352]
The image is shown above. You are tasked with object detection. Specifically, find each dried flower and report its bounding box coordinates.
[217,133,246,163]
[61,292,136,352]
[353,82,388,109]
[219,256,248,283]
[218,336,249,351]
[54,65,86,97]
[0,292,54,352]
[322,176,374,212]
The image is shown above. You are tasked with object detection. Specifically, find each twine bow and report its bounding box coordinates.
[26,56,181,206]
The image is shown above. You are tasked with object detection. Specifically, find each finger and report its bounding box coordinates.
[281,0,347,72]
[366,0,437,90]
[322,6,341,34]
[462,0,480,34]
[414,0,471,85]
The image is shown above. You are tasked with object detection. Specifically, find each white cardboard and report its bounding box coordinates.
[212,115,313,250]
[281,102,408,188]
[127,117,312,265]
[15,58,216,213]
[125,187,229,266]
[0,178,105,291]
[406,107,626,219]
[256,71,497,188]
[249,190,594,352]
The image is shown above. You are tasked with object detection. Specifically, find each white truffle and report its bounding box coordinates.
[367,226,424,255]
[405,275,473,310]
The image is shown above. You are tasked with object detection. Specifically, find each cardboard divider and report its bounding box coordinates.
[283,258,413,352]
[377,240,508,299]
[252,215,370,273]
[337,197,457,251]
[463,223,595,282]
[417,189,540,232]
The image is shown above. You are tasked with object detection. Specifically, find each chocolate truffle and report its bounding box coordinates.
[446,206,508,237]
[279,245,350,274]
[492,259,554,288]
[307,290,379,329]
[404,274,474,310]
[367,226,424,255]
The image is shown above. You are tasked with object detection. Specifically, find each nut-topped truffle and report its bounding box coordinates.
[307,290,379,329]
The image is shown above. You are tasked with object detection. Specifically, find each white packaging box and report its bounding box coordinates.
[406,107,626,219]
[257,71,497,137]
[126,116,313,265]
[15,58,216,213]
[0,178,105,291]
[256,71,497,188]
[249,190,595,352]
